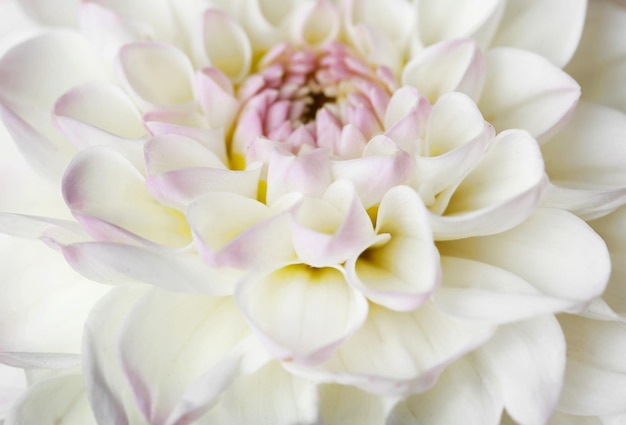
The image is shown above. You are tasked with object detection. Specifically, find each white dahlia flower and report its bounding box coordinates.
[0,0,624,424]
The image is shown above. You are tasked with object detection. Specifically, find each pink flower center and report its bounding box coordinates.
[232,42,398,158]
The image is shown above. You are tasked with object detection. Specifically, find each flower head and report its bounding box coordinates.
[0,0,625,424]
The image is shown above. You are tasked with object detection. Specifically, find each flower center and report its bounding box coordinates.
[231,42,398,159]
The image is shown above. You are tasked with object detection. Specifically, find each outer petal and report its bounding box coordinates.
[479,48,580,140]
[317,384,386,425]
[118,290,252,424]
[473,316,566,425]
[346,186,441,311]
[217,362,318,425]
[0,364,27,420]
[438,208,611,309]
[557,315,626,417]
[19,0,79,26]
[416,0,503,46]
[286,301,494,395]
[0,236,109,354]
[237,265,369,365]
[5,374,96,425]
[0,31,107,179]
[589,205,626,317]
[490,0,586,67]
[60,241,238,295]
[566,0,626,114]
[388,357,503,425]
[541,102,626,220]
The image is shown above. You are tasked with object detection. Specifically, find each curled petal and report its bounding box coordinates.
[63,147,191,247]
[187,192,296,269]
[346,186,441,312]
[429,129,546,240]
[237,265,369,365]
[402,38,486,102]
[289,0,340,46]
[193,9,252,83]
[196,67,240,129]
[291,180,375,267]
[116,42,195,108]
[479,48,580,140]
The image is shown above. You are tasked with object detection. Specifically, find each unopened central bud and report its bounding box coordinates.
[232,42,397,160]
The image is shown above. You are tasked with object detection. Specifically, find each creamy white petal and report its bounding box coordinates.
[473,316,566,425]
[218,361,318,425]
[589,205,626,317]
[416,0,503,46]
[237,265,368,365]
[19,0,79,26]
[566,1,626,114]
[116,41,195,108]
[0,31,107,179]
[479,48,580,140]
[541,102,626,219]
[187,192,295,269]
[490,0,586,67]
[195,67,240,129]
[558,315,626,417]
[438,208,611,308]
[0,363,26,420]
[288,0,340,46]
[402,38,486,103]
[118,290,251,424]
[346,185,441,311]
[60,241,238,295]
[63,147,191,247]
[0,236,109,354]
[436,257,581,324]
[388,357,503,425]
[430,129,546,240]
[192,9,252,83]
[318,384,386,425]
[5,374,96,425]
[286,301,494,395]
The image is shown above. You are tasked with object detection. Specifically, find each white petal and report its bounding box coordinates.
[5,374,96,425]
[346,186,441,311]
[479,48,580,139]
[19,0,79,26]
[187,192,295,269]
[558,315,626,416]
[0,363,27,420]
[490,0,586,67]
[219,362,318,425]
[60,241,238,295]
[318,384,386,425]
[402,38,486,102]
[540,102,626,219]
[116,41,195,107]
[118,290,251,423]
[430,129,546,240]
[438,208,611,308]
[287,301,494,395]
[417,0,503,45]
[589,205,626,317]
[289,0,340,46]
[436,256,580,323]
[291,180,375,267]
[196,67,240,129]
[0,236,109,354]
[237,265,368,365]
[566,1,626,114]
[193,9,252,83]
[473,316,566,425]
[62,147,191,247]
[388,357,503,425]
